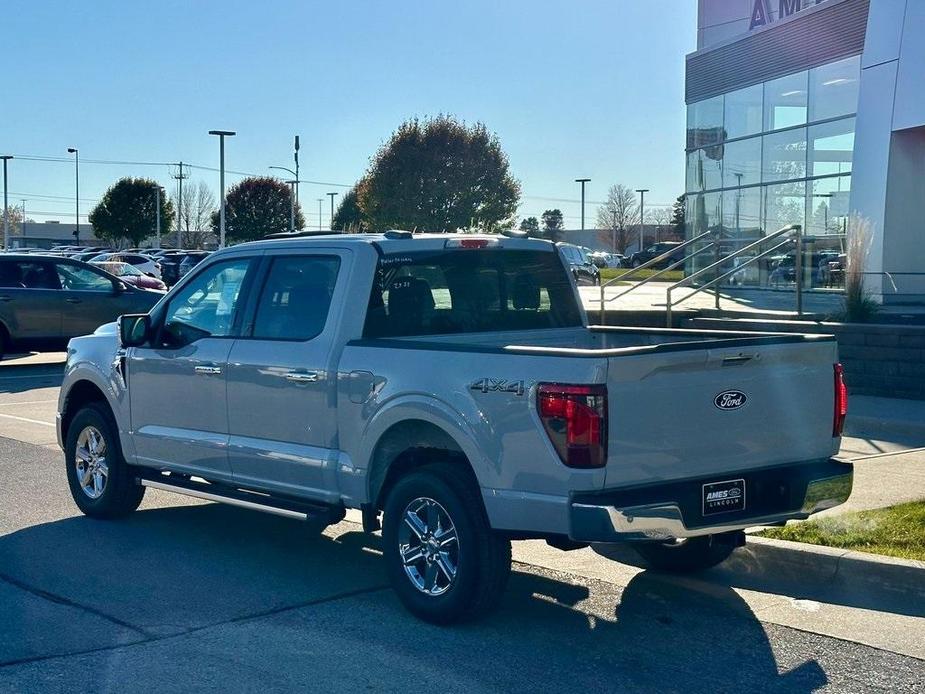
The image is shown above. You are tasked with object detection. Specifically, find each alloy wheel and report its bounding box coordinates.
[75,426,109,499]
[398,497,460,596]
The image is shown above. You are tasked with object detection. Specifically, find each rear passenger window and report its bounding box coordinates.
[251,256,340,341]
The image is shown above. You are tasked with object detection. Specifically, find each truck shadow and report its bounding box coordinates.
[592,542,925,620]
[0,503,832,691]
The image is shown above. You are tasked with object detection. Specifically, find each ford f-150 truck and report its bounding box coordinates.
[57,231,853,623]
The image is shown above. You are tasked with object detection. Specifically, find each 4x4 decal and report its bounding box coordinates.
[469,378,525,396]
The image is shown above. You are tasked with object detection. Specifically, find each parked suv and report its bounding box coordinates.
[0,255,161,357]
[558,243,601,285]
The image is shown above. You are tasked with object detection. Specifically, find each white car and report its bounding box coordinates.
[89,252,161,279]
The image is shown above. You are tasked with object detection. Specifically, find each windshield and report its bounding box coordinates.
[364,249,582,338]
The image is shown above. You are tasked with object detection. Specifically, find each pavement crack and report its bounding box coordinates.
[0,582,390,670]
[0,570,154,638]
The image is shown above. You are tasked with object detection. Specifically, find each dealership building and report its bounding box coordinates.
[686,0,924,303]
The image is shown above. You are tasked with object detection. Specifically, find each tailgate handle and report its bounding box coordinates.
[722,354,759,366]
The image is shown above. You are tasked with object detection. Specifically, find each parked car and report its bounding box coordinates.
[58,232,851,624]
[628,241,684,269]
[159,250,209,286]
[91,261,167,292]
[0,255,162,358]
[177,251,211,281]
[89,252,161,279]
[558,243,601,285]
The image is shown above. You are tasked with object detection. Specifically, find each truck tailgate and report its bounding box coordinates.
[604,338,839,488]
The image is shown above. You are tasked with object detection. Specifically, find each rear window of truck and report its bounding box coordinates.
[363,249,582,337]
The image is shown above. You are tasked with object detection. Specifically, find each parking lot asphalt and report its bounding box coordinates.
[0,355,923,692]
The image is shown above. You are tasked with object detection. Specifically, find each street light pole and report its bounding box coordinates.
[0,155,11,250]
[20,199,26,242]
[208,130,236,248]
[575,178,590,231]
[67,148,80,243]
[154,186,163,248]
[294,135,300,207]
[635,188,649,252]
[327,192,338,230]
[285,180,297,232]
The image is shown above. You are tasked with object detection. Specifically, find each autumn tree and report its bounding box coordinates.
[89,177,174,247]
[519,216,539,234]
[211,176,305,243]
[172,180,216,248]
[357,115,520,232]
[595,184,639,254]
[332,184,368,232]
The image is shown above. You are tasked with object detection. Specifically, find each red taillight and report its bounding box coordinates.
[833,363,848,437]
[537,383,607,468]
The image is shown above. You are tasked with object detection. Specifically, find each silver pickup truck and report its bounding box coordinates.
[57,231,853,623]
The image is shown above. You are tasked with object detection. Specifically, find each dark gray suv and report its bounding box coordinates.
[0,255,162,357]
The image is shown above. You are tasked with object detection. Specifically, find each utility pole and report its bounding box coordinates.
[575,178,590,231]
[294,135,300,207]
[317,198,323,231]
[21,199,26,242]
[67,148,79,243]
[208,130,236,248]
[0,155,11,250]
[173,161,188,248]
[635,188,649,252]
[286,180,297,232]
[155,186,161,248]
[327,192,338,230]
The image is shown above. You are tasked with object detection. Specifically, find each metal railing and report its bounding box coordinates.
[664,224,803,327]
[598,230,716,324]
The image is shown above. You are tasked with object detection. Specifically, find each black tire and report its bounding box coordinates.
[65,402,145,519]
[632,258,641,268]
[382,461,511,624]
[632,534,736,573]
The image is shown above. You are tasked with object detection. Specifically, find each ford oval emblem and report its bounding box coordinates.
[715,390,747,410]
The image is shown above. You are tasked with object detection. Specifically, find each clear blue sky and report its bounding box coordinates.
[2,0,696,230]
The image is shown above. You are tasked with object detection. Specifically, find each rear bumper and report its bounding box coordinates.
[569,458,852,542]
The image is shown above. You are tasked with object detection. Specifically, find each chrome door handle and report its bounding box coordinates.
[65,297,82,304]
[285,371,319,382]
[194,365,222,375]
[0,296,11,302]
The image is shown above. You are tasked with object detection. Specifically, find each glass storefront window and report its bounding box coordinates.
[807,175,851,236]
[762,128,807,182]
[809,117,854,177]
[809,55,860,122]
[687,147,722,192]
[687,95,724,149]
[724,83,763,140]
[764,181,806,234]
[722,136,761,188]
[763,71,808,131]
[722,187,763,239]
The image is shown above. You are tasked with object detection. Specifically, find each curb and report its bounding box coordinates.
[743,535,925,598]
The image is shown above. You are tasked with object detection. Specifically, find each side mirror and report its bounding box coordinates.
[119,314,150,347]
[113,280,129,293]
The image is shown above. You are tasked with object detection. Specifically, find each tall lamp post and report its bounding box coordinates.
[0,155,11,250]
[575,178,590,231]
[327,192,338,230]
[635,188,649,252]
[67,148,80,243]
[208,130,236,247]
[20,199,27,242]
[285,180,297,232]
